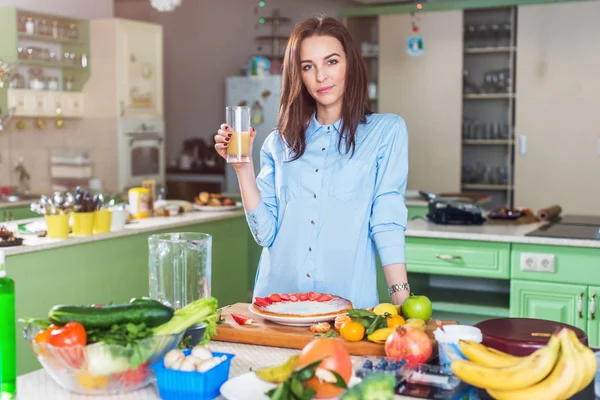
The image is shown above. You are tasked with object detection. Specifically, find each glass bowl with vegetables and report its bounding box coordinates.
[22,296,221,395]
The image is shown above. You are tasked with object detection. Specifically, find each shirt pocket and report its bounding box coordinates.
[328,159,371,203]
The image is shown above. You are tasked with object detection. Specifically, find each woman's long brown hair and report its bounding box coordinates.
[278,15,372,161]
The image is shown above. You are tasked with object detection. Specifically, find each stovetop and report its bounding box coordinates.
[526,214,600,240]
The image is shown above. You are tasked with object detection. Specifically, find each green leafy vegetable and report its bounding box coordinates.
[265,357,348,400]
[152,297,220,345]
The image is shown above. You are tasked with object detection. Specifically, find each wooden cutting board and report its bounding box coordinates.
[213,303,458,357]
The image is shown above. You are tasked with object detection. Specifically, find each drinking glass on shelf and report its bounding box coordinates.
[225,105,252,164]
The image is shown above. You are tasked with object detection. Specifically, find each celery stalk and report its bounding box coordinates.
[152,297,220,344]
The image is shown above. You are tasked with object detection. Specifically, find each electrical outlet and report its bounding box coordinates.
[520,253,538,271]
[537,254,556,273]
[520,252,556,273]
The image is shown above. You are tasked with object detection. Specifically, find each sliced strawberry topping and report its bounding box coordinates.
[262,296,273,305]
[279,293,291,301]
[317,294,333,302]
[289,294,299,302]
[269,294,282,302]
[254,298,269,308]
[231,313,253,325]
[308,291,319,301]
[299,293,308,301]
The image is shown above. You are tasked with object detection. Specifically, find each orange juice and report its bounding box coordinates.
[226,130,251,163]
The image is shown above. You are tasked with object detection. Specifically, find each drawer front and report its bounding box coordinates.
[406,237,510,279]
[511,244,600,286]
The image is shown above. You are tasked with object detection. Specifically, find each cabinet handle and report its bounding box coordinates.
[519,135,527,156]
[578,292,584,319]
[435,254,462,261]
[591,293,596,320]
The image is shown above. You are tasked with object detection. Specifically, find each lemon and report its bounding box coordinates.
[373,303,398,317]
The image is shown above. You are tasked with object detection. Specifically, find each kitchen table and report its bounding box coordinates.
[16,340,598,399]
[17,341,370,400]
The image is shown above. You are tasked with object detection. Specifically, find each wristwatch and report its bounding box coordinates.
[388,282,410,296]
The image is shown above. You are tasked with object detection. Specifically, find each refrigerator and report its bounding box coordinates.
[225,75,283,194]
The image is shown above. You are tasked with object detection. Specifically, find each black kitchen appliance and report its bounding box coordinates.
[420,191,486,225]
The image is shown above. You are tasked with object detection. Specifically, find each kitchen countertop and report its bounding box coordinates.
[3,209,246,256]
[405,218,600,248]
[16,341,373,400]
[4,206,600,257]
[15,339,598,400]
[0,199,34,209]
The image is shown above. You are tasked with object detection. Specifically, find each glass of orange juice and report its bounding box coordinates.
[226,106,251,163]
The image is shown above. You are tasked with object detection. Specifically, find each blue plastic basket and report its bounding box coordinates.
[151,350,235,400]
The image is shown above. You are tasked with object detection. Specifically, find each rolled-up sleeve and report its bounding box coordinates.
[369,117,409,266]
[245,141,279,248]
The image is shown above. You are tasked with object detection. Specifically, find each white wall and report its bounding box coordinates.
[0,0,113,19]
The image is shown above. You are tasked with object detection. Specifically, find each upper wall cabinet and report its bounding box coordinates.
[378,11,464,194]
[84,19,163,120]
[0,8,90,118]
[513,1,600,214]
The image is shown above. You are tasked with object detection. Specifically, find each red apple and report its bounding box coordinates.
[385,325,433,367]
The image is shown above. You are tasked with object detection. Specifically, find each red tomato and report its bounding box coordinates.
[117,363,150,387]
[296,338,352,398]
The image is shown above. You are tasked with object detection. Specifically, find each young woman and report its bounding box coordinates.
[214,16,410,309]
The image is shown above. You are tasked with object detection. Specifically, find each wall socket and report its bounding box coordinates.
[520,252,556,273]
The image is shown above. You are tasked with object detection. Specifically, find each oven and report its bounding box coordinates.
[119,119,165,191]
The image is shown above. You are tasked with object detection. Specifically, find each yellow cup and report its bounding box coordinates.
[72,212,95,236]
[45,214,70,239]
[93,210,112,234]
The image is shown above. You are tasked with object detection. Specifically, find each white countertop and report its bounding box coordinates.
[405,218,600,248]
[3,209,246,256]
[17,340,420,400]
[4,207,600,256]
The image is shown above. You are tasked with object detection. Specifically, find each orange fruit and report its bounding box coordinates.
[340,321,365,342]
[387,315,406,329]
[296,338,352,398]
[334,314,351,331]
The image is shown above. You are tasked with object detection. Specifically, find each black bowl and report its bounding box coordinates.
[181,323,207,347]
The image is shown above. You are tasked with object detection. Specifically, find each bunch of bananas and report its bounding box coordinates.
[450,328,597,400]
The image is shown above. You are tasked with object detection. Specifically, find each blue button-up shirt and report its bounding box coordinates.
[245,112,408,309]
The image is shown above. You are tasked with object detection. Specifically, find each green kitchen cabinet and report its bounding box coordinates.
[586,286,600,347]
[407,205,428,220]
[510,279,588,336]
[406,237,510,279]
[0,206,38,222]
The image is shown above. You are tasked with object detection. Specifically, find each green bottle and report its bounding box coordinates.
[0,249,16,400]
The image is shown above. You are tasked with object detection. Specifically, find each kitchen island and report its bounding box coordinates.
[15,339,598,399]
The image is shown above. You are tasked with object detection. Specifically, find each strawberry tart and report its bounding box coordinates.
[250,292,354,320]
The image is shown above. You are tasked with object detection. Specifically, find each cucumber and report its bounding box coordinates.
[49,302,174,329]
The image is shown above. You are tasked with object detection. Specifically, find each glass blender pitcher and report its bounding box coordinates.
[148,232,212,309]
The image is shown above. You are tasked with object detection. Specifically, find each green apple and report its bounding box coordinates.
[401,294,432,321]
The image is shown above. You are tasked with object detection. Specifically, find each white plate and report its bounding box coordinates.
[220,371,361,400]
[193,204,242,212]
[248,304,345,327]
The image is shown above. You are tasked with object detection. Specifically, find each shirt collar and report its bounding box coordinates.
[306,112,343,140]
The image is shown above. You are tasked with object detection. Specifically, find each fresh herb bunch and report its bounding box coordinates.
[266,358,348,400]
[86,322,153,346]
[314,331,339,339]
[86,322,155,369]
[347,309,390,335]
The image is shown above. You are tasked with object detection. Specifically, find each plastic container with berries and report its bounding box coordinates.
[355,357,408,379]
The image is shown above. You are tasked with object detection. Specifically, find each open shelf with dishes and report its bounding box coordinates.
[461,7,517,209]
[0,8,90,119]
